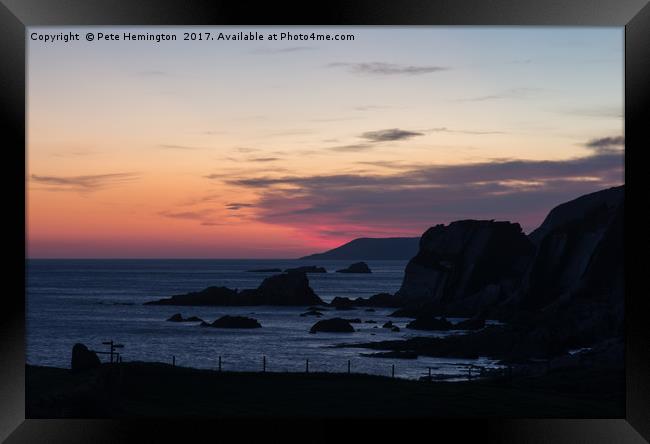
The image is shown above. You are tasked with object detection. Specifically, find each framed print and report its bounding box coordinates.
[1,0,649,442]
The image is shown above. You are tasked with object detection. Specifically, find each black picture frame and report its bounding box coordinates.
[2,0,648,442]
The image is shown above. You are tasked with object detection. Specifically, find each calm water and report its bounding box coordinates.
[26,259,501,380]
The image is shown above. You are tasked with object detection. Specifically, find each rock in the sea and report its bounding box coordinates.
[167,313,204,323]
[309,318,355,333]
[365,320,377,324]
[285,266,327,273]
[209,315,261,329]
[199,321,211,327]
[382,321,394,329]
[330,293,400,309]
[406,317,453,331]
[454,318,486,330]
[336,262,372,274]
[145,272,324,307]
[252,272,323,305]
[391,326,401,332]
[147,286,239,306]
[71,343,101,372]
[247,268,282,273]
[300,310,323,317]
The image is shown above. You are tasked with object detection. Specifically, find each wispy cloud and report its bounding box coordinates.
[353,105,396,111]
[50,150,99,158]
[158,144,204,150]
[159,210,214,220]
[328,143,374,153]
[325,128,424,153]
[360,128,424,142]
[328,62,449,76]
[585,136,624,154]
[249,157,280,162]
[560,106,623,119]
[234,147,260,154]
[426,127,506,135]
[30,173,139,192]
[458,88,542,102]
[225,202,254,211]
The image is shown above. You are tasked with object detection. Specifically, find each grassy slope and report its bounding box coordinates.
[26,362,624,418]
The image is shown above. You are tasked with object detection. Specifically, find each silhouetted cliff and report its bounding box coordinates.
[502,186,624,351]
[394,220,534,315]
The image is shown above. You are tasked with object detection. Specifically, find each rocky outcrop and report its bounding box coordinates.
[284,266,327,273]
[395,220,535,316]
[336,262,372,274]
[145,272,324,307]
[309,318,355,333]
[329,293,402,309]
[146,286,239,306]
[406,317,452,331]
[250,272,323,305]
[208,315,261,329]
[71,343,101,372]
[166,313,203,322]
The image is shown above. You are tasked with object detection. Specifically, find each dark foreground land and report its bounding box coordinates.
[27,362,624,418]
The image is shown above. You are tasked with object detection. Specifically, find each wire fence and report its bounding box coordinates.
[92,340,513,382]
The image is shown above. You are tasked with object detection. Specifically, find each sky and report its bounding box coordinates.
[27,26,624,258]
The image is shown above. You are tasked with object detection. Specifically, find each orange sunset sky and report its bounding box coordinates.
[27,27,624,258]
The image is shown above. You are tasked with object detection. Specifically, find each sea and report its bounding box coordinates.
[26,259,502,381]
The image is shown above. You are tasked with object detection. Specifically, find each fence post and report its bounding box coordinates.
[263,355,266,373]
[306,359,309,374]
[218,355,222,372]
[172,355,175,367]
[391,364,395,378]
[347,360,351,374]
[468,365,472,379]
[428,367,432,379]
